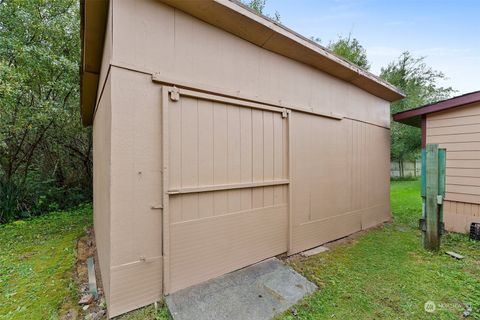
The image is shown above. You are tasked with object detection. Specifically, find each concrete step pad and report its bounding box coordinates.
[166,258,317,320]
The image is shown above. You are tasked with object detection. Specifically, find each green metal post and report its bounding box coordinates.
[421,149,426,211]
[438,148,446,233]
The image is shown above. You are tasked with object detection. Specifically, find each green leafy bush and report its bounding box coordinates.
[0,177,91,223]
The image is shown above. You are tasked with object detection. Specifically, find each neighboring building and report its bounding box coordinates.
[80,0,404,317]
[394,91,480,234]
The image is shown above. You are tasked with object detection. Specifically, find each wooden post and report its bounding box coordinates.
[425,144,439,250]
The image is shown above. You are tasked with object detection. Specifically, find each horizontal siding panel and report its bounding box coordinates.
[291,210,362,255]
[427,114,480,128]
[447,176,480,186]
[446,159,480,169]
[427,124,480,136]
[445,192,480,204]
[427,132,480,144]
[290,204,390,254]
[447,151,480,160]
[446,184,480,195]
[435,142,480,151]
[427,102,480,120]
[109,258,163,318]
[169,205,288,292]
[427,104,480,205]
[446,168,480,177]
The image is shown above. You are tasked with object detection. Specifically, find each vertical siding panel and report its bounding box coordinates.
[213,102,228,215]
[240,108,253,210]
[181,97,199,187]
[307,116,313,221]
[348,119,353,211]
[169,100,182,190]
[198,100,214,218]
[352,121,359,210]
[444,200,450,213]
[363,122,368,209]
[198,100,214,184]
[352,121,357,209]
[273,114,283,205]
[465,203,472,216]
[282,117,288,179]
[252,109,264,208]
[291,113,311,224]
[473,203,479,217]
[169,99,182,223]
[263,111,275,206]
[366,123,371,208]
[181,97,199,220]
[309,117,323,221]
[227,106,242,212]
[359,122,363,208]
[457,202,464,215]
[451,201,457,214]
[349,120,354,210]
[359,122,364,208]
[282,117,288,203]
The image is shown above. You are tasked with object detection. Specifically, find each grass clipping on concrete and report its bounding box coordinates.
[0,205,92,320]
[280,180,480,319]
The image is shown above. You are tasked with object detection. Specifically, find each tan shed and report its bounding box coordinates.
[394,91,480,234]
[80,0,404,317]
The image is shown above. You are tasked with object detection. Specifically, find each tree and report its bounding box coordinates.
[243,0,281,22]
[311,34,370,70]
[0,0,91,222]
[328,34,370,70]
[381,52,454,176]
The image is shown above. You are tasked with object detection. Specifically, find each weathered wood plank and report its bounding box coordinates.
[425,144,440,250]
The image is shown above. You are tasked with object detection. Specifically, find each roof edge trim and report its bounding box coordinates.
[393,90,480,127]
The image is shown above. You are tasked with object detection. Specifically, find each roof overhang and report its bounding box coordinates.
[80,0,405,126]
[80,0,109,126]
[393,90,480,128]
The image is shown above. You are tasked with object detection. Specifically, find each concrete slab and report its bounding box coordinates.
[166,258,317,320]
[300,245,329,257]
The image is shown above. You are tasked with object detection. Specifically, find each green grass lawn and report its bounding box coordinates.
[1,182,479,319]
[0,205,92,320]
[280,180,480,319]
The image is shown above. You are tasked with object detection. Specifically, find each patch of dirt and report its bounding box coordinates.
[60,228,107,320]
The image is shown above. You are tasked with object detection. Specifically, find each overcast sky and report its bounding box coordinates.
[264,0,479,95]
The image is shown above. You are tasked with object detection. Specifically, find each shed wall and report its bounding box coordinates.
[93,0,393,317]
[290,114,390,253]
[111,0,390,129]
[107,67,164,317]
[92,72,111,303]
[426,101,480,232]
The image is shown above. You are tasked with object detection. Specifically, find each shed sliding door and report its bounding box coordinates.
[162,87,289,293]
